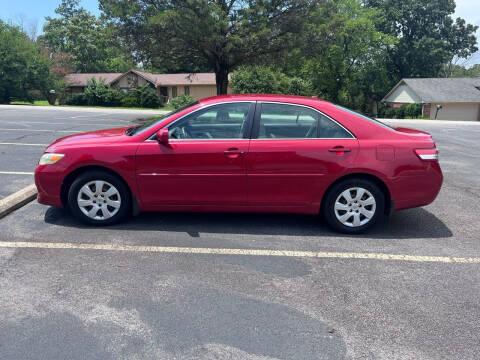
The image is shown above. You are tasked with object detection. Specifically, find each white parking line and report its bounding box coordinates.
[0,241,479,264]
[0,120,130,126]
[0,128,81,133]
[0,171,34,175]
[0,142,48,147]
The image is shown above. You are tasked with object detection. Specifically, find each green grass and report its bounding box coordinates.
[10,100,51,106]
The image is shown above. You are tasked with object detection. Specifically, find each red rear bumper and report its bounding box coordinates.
[390,162,443,211]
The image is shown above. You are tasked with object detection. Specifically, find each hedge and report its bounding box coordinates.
[65,80,160,108]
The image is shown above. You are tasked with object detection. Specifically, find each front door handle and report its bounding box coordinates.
[328,146,351,155]
[224,148,245,158]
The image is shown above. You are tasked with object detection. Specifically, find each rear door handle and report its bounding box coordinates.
[328,146,351,155]
[224,148,245,158]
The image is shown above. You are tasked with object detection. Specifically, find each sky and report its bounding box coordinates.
[1,0,479,61]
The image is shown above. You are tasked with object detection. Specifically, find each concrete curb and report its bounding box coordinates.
[379,118,480,125]
[0,184,37,219]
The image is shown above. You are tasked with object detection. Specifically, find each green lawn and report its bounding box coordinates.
[9,100,173,111]
[10,100,51,106]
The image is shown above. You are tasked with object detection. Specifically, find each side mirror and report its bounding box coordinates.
[156,128,169,145]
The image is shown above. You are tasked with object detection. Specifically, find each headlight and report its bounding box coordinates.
[39,153,65,165]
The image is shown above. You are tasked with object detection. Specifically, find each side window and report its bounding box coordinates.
[318,114,353,138]
[257,103,353,139]
[258,103,319,139]
[168,102,252,139]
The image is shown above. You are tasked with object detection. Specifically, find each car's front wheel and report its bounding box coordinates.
[68,171,131,225]
[322,178,385,234]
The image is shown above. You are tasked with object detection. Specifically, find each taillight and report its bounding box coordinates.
[414,148,439,161]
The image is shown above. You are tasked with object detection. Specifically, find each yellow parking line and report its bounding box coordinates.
[0,241,479,264]
[0,171,34,175]
[0,142,48,146]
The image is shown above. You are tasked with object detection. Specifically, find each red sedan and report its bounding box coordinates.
[35,95,442,234]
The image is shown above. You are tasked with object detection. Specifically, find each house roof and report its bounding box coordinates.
[383,78,480,103]
[65,70,221,87]
[64,73,123,87]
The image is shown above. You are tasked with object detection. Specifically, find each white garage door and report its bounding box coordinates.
[431,103,480,121]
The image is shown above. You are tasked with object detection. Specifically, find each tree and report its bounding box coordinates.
[440,63,480,78]
[301,0,395,106]
[366,0,478,81]
[41,0,134,73]
[99,0,315,94]
[0,20,52,103]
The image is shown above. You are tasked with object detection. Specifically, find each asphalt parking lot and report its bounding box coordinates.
[0,105,165,199]
[0,109,480,359]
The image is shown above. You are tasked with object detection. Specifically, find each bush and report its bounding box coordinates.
[383,106,397,119]
[231,66,312,96]
[379,103,422,119]
[121,95,139,108]
[134,85,160,108]
[287,77,312,96]
[65,93,87,105]
[103,88,124,107]
[231,66,278,94]
[83,79,109,106]
[404,103,422,118]
[170,94,195,109]
[66,82,163,108]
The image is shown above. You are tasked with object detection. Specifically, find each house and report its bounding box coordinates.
[64,69,231,104]
[382,78,480,121]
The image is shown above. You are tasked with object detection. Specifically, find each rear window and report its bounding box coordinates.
[335,105,396,131]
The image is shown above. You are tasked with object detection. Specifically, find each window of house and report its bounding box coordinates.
[184,86,190,95]
[168,102,253,139]
[171,86,177,98]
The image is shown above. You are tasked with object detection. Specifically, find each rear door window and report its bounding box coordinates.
[256,103,353,139]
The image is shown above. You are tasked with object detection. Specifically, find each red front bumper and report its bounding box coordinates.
[34,165,64,207]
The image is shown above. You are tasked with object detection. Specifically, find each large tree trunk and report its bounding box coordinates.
[215,64,229,95]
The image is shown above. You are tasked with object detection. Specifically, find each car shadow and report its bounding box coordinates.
[44,206,452,240]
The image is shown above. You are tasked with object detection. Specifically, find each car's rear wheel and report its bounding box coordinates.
[322,178,384,234]
[67,171,131,225]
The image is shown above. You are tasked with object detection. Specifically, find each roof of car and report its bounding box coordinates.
[199,94,331,106]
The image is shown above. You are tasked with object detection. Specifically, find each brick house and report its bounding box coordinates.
[382,78,480,121]
[65,69,231,104]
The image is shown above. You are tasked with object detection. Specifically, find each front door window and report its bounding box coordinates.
[168,102,252,139]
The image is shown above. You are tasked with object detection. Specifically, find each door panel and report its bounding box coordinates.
[136,140,249,205]
[135,102,254,205]
[247,139,358,205]
[247,102,358,206]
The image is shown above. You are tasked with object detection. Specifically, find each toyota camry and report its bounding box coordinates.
[35,94,443,234]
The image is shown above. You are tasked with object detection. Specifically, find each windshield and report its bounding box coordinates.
[335,105,396,131]
[127,101,199,136]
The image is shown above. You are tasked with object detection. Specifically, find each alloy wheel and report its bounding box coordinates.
[334,187,376,228]
[77,180,122,220]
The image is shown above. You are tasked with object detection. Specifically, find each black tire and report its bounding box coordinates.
[67,170,131,226]
[322,178,385,234]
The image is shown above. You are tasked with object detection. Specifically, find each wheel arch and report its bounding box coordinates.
[320,173,392,215]
[60,165,139,214]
